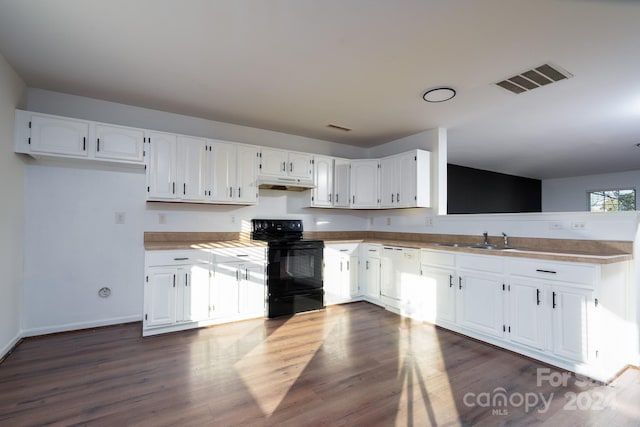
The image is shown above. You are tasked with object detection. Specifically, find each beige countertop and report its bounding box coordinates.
[144,232,632,265]
[325,239,631,264]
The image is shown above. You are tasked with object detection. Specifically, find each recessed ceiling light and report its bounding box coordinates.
[423,87,456,103]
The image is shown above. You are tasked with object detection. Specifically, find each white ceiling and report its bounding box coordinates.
[1,0,639,179]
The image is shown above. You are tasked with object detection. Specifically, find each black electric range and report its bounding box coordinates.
[251,219,324,318]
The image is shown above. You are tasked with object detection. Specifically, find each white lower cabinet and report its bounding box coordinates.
[506,278,546,351]
[145,267,178,327]
[143,248,266,336]
[458,271,505,339]
[361,244,382,304]
[211,261,266,318]
[324,244,359,305]
[419,249,631,382]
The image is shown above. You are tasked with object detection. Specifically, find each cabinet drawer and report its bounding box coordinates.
[507,259,597,286]
[457,253,503,273]
[146,249,211,266]
[421,250,455,268]
[363,244,382,258]
[327,243,360,255]
[211,246,266,263]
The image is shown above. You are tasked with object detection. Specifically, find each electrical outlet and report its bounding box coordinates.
[571,222,586,230]
[425,217,433,227]
[386,217,391,226]
[115,212,125,224]
[549,222,563,230]
[158,213,166,224]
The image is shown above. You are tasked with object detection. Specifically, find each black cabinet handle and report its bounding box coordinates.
[449,274,453,288]
[391,194,394,203]
[185,273,188,287]
[173,257,189,261]
[336,194,339,203]
[458,277,462,290]
[183,183,186,195]
[83,137,86,151]
[366,260,369,269]
[172,182,175,194]
[397,192,400,203]
[536,269,557,274]
[552,291,557,308]
[97,138,100,152]
[536,289,541,305]
[238,187,241,198]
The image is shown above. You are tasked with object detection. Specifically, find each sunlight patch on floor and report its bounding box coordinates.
[233,313,340,416]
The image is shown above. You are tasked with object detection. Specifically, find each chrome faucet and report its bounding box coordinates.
[482,232,489,245]
[502,232,509,247]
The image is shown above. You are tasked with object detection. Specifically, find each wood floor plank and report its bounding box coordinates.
[1,302,638,426]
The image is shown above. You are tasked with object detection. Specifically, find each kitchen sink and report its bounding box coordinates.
[432,243,516,250]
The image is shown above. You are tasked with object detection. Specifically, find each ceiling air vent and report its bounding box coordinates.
[327,123,352,132]
[496,63,572,94]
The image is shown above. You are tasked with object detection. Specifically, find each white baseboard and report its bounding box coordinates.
[1,331,23,361]
[21,315,141,338]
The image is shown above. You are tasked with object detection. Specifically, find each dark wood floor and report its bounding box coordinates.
[1,302,639,426]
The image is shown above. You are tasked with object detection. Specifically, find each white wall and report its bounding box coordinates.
[542,169,640,212]
[0,54,26,357]
[21,90,370,335]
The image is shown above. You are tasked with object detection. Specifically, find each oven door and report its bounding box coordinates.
[267,240,324,295]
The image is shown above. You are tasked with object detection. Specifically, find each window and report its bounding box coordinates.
[588,188,636,212]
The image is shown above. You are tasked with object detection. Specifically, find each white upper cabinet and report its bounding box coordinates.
[208,140,236,202]
[29,114,89,157]
[258,147,313,185]
[177,136,208,202]
[147,131,178,200]
[311,155,334,207]
[94,124,144,162]
[333,159,351,208]
[234,144,259,204]
[350,159,380,208]
[15,110,146,166]
[207,141,258,204]
[380,149,431,208]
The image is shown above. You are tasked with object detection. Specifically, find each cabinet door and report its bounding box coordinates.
[288,152,313,180]
[236,144,259,204]
[350,160,380,208]
[458,272,504,338]
[551,285,592,363]
[147,132,177,199]
[333,159,351,208]
[178,136,208,201]
[238,263,266,315]
[208,141,236,202]
[95,124,144,162]
[210,263,240,318]
[323,249,342,305]
[508,279,546,351]
[348,255,360,297]
[421,266,456,325]
[312,155,334,207]
[145,267,177,327]
[30,115,89,157]
[380,247,399,300]
[259,148,288,177]
[379,156,396,208]
[364,255,381,300]
[183,264,210,322]
[396,152,417,208]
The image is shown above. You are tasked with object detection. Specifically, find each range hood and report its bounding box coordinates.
[258,177,315,191]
